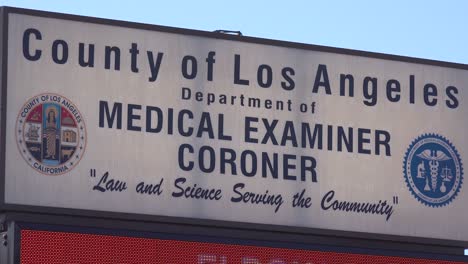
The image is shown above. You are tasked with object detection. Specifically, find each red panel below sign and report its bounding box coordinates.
[20,230,465,264]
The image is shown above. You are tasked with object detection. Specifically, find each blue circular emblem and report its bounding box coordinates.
[404,134,463,207]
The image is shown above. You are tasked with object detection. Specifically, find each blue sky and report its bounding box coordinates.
[2,0,468,64]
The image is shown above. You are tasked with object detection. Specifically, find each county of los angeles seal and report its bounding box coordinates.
[16,93,86,176]
[404,134,463,207]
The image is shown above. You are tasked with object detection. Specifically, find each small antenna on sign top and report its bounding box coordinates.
[213,29,243,36]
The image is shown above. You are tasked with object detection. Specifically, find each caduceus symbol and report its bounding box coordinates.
[417,150,451,192]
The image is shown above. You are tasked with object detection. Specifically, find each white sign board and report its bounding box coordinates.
[3,11,468,242]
